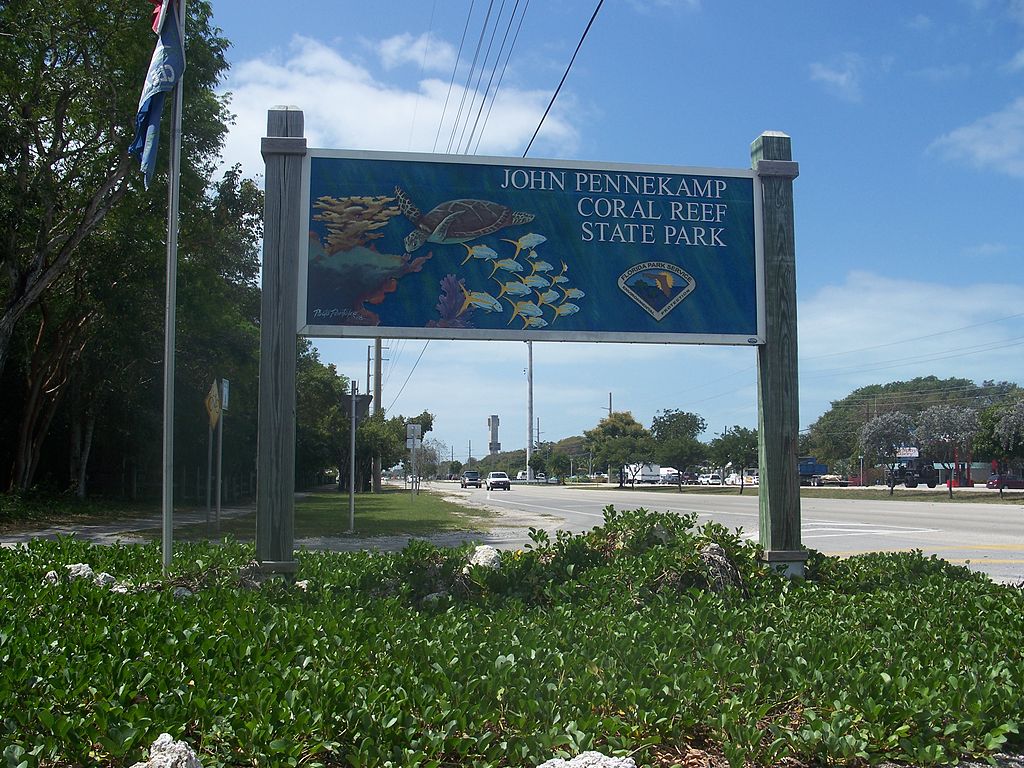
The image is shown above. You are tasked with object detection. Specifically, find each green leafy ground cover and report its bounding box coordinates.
[2,508,1022,767]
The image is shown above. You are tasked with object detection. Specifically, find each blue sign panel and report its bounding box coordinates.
[299,150,764,345]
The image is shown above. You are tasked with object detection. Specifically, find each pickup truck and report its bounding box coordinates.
[460,471,482,488]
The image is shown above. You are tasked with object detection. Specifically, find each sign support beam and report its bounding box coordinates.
[256,107,305,574]
[752,131,806,576]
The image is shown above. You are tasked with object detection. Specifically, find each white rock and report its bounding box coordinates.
[536,751,636,768]
[65,563,95,581]
[94,572,116,587]
[111,583,131,594]
[129,733,203,768]
[294,579,309,591]
[465,545,502,571]
[43,570,59,585]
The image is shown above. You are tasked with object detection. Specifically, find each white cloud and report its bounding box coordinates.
[376,33,456,72]
[809,54,865,102]
[929,97,1024,177]
[1007,49,1024,72]
[219,35,580,182]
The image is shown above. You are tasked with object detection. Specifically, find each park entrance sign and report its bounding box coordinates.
[257,108,803,580]
[298,151,764,345]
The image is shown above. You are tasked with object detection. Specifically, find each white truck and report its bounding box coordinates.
[623,463,661,484]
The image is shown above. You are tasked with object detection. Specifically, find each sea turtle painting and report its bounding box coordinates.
[395,186,534,253]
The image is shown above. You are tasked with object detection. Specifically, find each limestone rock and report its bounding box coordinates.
[94,571,116,587]
[65,563,95,581]
[463,544,501,573]
[43,570,59,585]
[537,751,636,768]
[700,543,744,593]
[129,733,202,768]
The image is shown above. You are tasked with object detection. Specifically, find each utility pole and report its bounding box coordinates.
[372,338,383,492]
[526,341,534,480]
[607,392,612,418]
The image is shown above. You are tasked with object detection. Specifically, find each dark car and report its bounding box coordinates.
[485,471,511,491]
[460,471,482,488]
[987,473,1024,489]
[681,472,699,485]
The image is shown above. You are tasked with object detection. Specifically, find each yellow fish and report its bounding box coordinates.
[489,258,524,277]
[505,298,544,325]
[492,276,532,298]
[560,287,585,300]
[460,243,498,265]
[458,284,503,315]
[553,302,580,319]
[536,289,560,306]
[523,316,548,329]
[520,273,550,288]
[501,233,547,260]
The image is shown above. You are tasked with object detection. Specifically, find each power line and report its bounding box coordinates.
[522,0,604,157]
[387,341,431,412]
[473,0,531,154]
[804,312,1024,361]
[446,0,495,154]
[433,0,477,153]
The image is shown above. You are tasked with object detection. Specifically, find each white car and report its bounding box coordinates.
[698,473,723,485]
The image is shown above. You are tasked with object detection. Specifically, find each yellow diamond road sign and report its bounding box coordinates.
[204,381,222,428]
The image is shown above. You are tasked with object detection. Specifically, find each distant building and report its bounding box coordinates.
[488,415,501,455]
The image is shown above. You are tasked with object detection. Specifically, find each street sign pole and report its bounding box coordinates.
[348,381,357,533]
[216,378,227,535]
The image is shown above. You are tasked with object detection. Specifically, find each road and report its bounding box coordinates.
[455,483,1024,584]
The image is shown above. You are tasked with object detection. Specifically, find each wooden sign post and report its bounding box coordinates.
[256,107,305,574]
[752,132,806,576]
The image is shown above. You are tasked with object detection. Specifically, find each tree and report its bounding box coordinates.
[584,412,654,487]
[0,0,231,388]
[547,450,570,482]
[805,377,1017,470]
[978,398,1024,497]
[707,426,758,494]
[915,405,979,499]
[650,409,707,491]
[295,341,348,489]
[859,411,915,496]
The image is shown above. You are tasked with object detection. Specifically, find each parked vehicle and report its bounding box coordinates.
[987,473,1024,489]
[624,463,661,484]
[886,458,938,488]
[698,473,722,485]
[681,471,700,485]
[460,471,482,488]
[485,471,511,491]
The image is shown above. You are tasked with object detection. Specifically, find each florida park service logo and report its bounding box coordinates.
[617,262,696,321]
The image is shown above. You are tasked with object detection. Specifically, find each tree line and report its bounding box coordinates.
[462,376,1024,495]
[0,1,428,504]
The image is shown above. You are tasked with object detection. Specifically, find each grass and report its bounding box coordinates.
[135,487,497,541]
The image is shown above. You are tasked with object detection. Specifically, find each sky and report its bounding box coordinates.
[209,0,1024,463]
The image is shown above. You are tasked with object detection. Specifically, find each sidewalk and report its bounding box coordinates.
[0,504,255,548]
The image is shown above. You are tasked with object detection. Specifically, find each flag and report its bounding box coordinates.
[128,0,185,189]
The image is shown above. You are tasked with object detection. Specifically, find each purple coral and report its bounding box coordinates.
[429,274,474,328]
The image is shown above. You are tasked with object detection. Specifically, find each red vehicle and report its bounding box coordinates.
[986,473,1024,489]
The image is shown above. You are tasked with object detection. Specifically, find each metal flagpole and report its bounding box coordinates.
[161,0,186,574]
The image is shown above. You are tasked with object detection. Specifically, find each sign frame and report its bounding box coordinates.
[297,149,765,346]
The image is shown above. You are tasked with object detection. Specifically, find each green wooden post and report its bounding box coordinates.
[256,107,306,574]
[751,132,806,576]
